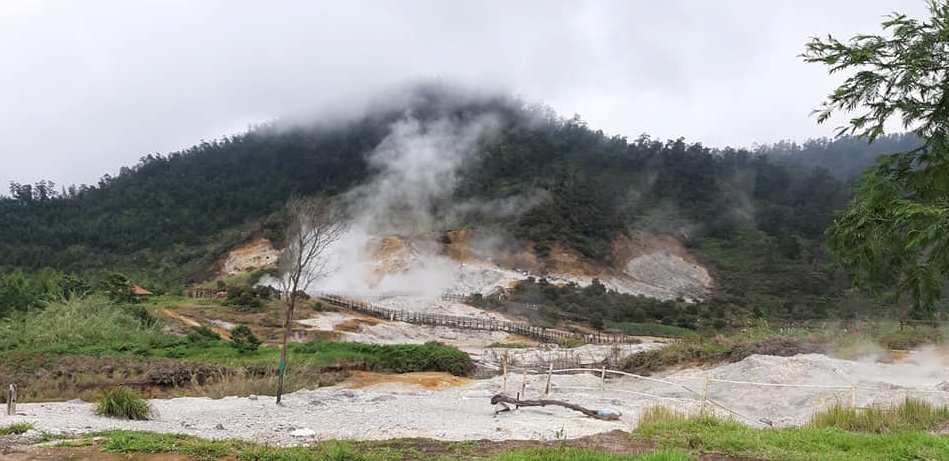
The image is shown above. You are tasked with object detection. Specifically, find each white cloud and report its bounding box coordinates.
[0,0,928,188]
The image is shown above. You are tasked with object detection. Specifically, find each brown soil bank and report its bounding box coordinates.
[343,371,471,389]
[5,431,761,461]
[0,354,350,402]
[3,447,192,461]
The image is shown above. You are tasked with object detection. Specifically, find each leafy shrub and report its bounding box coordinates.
[102,273,138,304]
[96,388,152,420]
[225,286,277,312]
[371,341,473,375]
[230,325,261,353]
[187,326,221,343]
[226,287,264,311]
[293,340,474,376]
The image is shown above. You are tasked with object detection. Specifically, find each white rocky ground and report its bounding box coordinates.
[9,352,949,444]
[6,374,638,444]
[473,343,663,368]
[647,351,949,426]
[371,296,510,319]
[296,311,513,349]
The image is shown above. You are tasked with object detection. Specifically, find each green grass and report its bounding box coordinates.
[606,322,697,338]
[0,296,472,377]
[103,431,235,460]
[619,337,732,374]
[0,423,33,436]
[152,339,473,375]
[94,431,695,461]
[492,448,693,461]
[636,406,949,461]
[810,398,949,433]
[96,388,152,420]
[0,295,168,355]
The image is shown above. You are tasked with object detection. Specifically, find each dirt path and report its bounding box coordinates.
[159,308,232,340]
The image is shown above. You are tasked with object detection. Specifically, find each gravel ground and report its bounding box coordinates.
[9,352,949,444]
[473,343,663,368]
[4,374,646,444]
[641,351,949,426]
[372,296,510,319]
[296,311,513,348]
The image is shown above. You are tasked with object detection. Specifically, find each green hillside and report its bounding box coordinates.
[0,85,923,322]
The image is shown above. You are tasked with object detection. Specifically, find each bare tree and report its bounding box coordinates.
[275,196,348,404]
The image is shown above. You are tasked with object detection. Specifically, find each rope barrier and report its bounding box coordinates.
[553,386,697,403]
[668,375,949,394]
[552,368,702,396]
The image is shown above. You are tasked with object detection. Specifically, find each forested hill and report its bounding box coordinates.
[0,87,916,319]
[756,133,919,180]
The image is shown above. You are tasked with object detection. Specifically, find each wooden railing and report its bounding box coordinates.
[184,287,221,299]
[318,294,639,345]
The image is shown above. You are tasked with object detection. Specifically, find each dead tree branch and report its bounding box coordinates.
[490,393,620,421]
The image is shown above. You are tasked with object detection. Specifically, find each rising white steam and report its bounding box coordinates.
[311,112,524,298]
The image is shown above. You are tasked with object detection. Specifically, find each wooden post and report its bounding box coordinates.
[6,384,16,416]
[702,375,710,413]
[502,352,508,391]
[600,365,606,390]
[850,385,857,408]
[521,371,527,398]
[545,364,553,396]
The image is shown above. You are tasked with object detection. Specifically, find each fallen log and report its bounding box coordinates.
[490,393,621,421]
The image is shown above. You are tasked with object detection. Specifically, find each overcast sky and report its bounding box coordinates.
[0,0,927,189]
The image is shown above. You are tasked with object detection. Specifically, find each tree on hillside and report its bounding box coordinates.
[274,196,348,404]
[803,0,949,318]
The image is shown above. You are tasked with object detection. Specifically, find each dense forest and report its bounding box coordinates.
[755,133,919,180]
[0,86,932,323]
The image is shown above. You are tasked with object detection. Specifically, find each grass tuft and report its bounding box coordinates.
[638,406,694,427]
[96,387,152,420]
[809,398,949,433]
[0,423,33,436]
[636,404,949,461]
[103,431,232,460]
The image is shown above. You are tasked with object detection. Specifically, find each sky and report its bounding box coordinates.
[0,0,928,189]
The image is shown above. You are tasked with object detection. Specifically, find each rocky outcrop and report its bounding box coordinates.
[219,237,279,275]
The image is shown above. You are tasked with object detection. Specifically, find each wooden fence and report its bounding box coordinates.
[318,294,639,345]
[184,287,221,299]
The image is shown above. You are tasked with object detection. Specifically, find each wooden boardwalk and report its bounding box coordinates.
[318,294,639,345]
